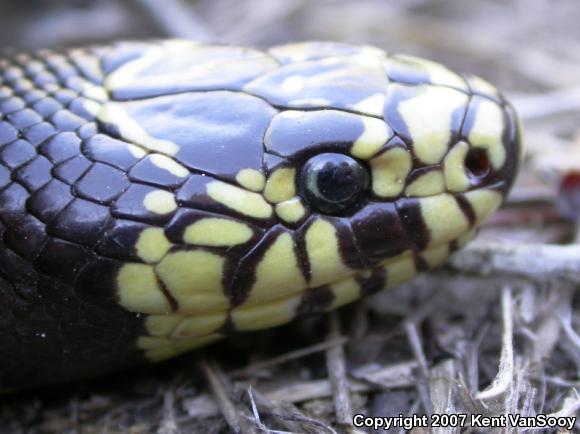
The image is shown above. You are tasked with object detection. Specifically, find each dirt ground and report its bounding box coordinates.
[1,0,580,433]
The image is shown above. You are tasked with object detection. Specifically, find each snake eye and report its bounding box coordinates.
[299,153,370,214]
[465,148,491,180]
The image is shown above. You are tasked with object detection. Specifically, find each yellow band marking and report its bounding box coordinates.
[421,243,449,268]
[405,170,445,197]
[350,116,391,159]
[138,240,471,362]
[95,102,179,155]
[143,190,177,215]
[150,154,189,177]
[444,141,470,192]
[183,218,253,246]
[398,86,468,164]
[145,315,182,337]
[370,147,412,198]
[81,99,102,118]
[207,181,273,219]
[383,250,417,289]
[419,193,470,247]
[264,167,296,204]
[83,101,149,161]
[82,85,108,102]
[171,313,227,339]
[136,228,171,263]
[233,295,301,331]
[155,250,228,314]
[235,168,266,192]
[128,144,147,158]
[275,197,306,223]
[463,189,503,225]
[117,263,171,314]
[353,93,386,118]
[244,232,306,306]
[456,229,477,249]
[327,278,361,311]
[468,99,506,169]
[305,219,351,287]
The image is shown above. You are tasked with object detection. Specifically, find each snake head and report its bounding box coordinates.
[259,49,522,262]
[91,41,523,358]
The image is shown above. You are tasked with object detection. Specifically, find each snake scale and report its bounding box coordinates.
[0,40,522,389]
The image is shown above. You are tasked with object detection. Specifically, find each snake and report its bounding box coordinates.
[0,40,522,389]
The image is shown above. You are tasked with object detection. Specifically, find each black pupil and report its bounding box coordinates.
[317,162,359,201]
[300,153,369,214]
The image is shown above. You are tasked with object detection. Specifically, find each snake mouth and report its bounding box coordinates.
[137,183,502,361]
[138,235,475,362]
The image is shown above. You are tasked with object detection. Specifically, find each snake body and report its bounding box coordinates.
[0,40,522,389]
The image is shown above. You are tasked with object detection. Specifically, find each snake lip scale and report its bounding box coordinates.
[0,40,522,389]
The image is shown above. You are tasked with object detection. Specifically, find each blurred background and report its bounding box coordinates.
[2,0,580,133]
[1,1,580,433]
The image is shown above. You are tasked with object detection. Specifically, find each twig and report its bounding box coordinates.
[512,86,580,121]
[538,376,580,388]
[467,323,489,393]
[244,386,272,433]
[230,336,348,379]
[429,359,458,434]
[157,386,178,434]
[448,239,580,284]
[477,286,514,401]
[526,391,580,432]
[325,312,353,429]
[404,321,432,416]
[199,358,255,434]
[559,315,580,350]
[273,413,339,434]
[184,360,417,418]
[404,322,429,376]
[250,388,322,434]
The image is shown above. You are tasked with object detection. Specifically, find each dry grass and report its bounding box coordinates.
[1,0,580,432]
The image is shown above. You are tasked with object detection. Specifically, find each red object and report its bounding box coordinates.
[557,172,580,220]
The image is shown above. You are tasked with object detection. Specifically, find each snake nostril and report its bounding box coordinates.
[464,148,491,180]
